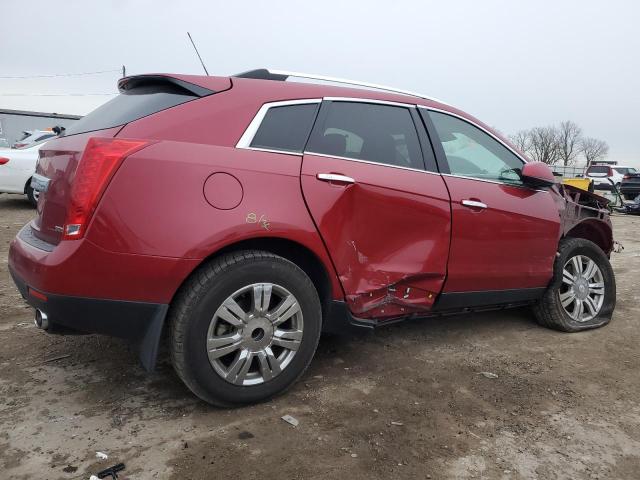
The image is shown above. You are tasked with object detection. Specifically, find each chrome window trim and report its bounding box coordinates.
[420,106,528,164]
[241,146,302,157]
[304,151,440,176]
[440,172,544,191]
[236,98,322,151]
[322,96,416,108]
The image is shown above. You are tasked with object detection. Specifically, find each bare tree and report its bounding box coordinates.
[509,130,531,157]
[528,126,561,165]
[580,137,609,165]
[557,120,582,166]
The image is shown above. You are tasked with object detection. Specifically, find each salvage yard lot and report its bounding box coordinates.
[1,192,639,480]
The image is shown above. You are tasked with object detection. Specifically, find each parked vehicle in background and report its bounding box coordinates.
[0,143,44,206]
[620,170,640,201]
[585,162,637,190]
[0,138,9,148]
[8,69,618,406]
[12,130,56,149]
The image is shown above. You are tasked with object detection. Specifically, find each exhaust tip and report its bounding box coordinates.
[34,309,49,330]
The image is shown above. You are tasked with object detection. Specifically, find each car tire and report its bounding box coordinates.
[26,183,38,207]
[169,250,322,407]
[533,238,615,332]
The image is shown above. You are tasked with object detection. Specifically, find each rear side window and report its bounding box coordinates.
[35,134,55,142]
[307,102,424,170]
[250,104,319,153]
[64,81,198,136]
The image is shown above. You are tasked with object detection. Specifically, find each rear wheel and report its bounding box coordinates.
[169,250,322,407]
[533,238,615,332]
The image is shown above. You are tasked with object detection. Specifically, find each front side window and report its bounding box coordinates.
[429,111,524,185]
[307,102,424,170]
[250,103,319,153]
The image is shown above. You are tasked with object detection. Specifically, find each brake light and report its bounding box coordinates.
[0,157,9,165]
[62,137,150,240]
[608,167,613,176]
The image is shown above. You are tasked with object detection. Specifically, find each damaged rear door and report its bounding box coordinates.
[301,100,451,319]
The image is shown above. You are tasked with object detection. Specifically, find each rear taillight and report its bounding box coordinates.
[608,167,613,176]
[0,157,9,165]
[62,137,150,240]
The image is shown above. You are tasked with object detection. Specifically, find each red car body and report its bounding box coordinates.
[8,71,613,370]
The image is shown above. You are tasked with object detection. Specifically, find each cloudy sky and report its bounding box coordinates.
[2,0,638,165]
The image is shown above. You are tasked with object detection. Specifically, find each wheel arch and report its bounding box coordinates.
[171,236,342,322]
[564,219,613,255]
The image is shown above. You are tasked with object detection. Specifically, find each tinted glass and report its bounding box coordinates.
[308,102,424,169]
[35,134,55,142]
[614,167,636,174]
[588,166,610,174]
[64,83,196,137]
[250,104,318,153]
[429,111,523,184]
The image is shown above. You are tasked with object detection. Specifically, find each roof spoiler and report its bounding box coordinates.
[117,75,214,97]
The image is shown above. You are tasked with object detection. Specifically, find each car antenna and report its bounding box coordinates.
[187,32,209,76]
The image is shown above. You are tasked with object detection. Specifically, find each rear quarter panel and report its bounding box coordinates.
[86,144,343,300]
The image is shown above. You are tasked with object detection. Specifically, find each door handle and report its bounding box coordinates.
[316,173,355,184]
[461,199,487,209]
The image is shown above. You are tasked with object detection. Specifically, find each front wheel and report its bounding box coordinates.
[533,238,616,332]
[169,251,322,407]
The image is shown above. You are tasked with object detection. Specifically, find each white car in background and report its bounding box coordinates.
[12,130,57,149]
[585,163,637,190]
[0,143,43,206]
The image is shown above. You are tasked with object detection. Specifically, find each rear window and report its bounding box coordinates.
[64,82,198,137]
[250,104,319,153]
[587,166,610,174]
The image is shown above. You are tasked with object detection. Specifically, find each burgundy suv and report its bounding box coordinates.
[8,69,616,406]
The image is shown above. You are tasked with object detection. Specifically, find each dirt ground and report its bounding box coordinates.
[1,192,639,480]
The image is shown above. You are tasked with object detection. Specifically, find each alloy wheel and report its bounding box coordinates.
[206,283,303,386]
[559,255,605,322]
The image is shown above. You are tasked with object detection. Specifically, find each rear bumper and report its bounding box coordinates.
[7,223,200,370]
[10,267,168,371]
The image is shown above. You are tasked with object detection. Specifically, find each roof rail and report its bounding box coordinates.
[233,68,447,105]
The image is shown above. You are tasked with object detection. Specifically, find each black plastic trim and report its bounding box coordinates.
[410,108,439,173]
[9,268,168,371]
[433,288,545,311]
[417,108,450,174]
[233,69,289,81]
[322,300,375,334]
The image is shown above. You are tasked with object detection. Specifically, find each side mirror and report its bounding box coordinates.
[521,162,556,188]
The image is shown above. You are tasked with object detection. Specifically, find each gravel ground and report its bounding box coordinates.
[1,191,639,480]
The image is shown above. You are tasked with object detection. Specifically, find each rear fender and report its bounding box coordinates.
[87,143,344,302]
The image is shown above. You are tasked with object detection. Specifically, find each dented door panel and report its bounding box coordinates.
[301,154,452,319]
